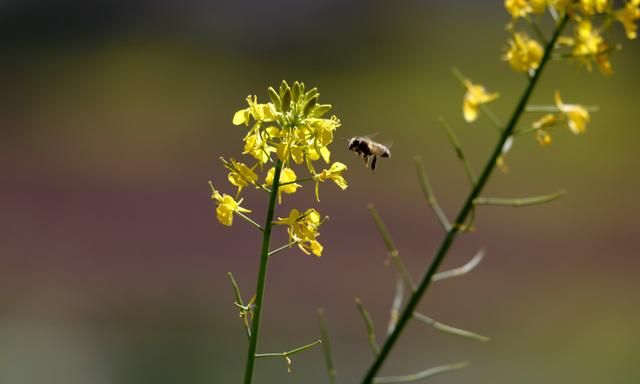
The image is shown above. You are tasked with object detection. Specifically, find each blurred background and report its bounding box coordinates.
[1,1,639,383]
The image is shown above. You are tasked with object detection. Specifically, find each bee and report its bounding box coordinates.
[348,136,391,171]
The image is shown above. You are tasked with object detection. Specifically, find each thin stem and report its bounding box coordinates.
[414,157,452,232]
[279,177,313,187]
[525,16,548,45]
[318,308,337,384]
[367,204,416,291]
[438,117,478,185]
[373,362,468,383]
[432,249,484,282]
[387,278,405,335]
[413,312,489,342]
[243,160,283,384]
[480,104,504,131]
[228,272,251,339]
[255,339,322,358]
[474,190,565,207]
[525,105,599,113]
[361,14,569,383]
[356,298,380,356]
[268,240,301,257]
[236,211,264,232]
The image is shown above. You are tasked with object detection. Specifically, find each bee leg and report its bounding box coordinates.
[371,155,377,171]
[363,156,370,168]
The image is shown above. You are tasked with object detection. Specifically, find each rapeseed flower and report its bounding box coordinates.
[555,91,590,134]
[265,166,300,204]
[274,208,324,256]
[616,0,640,39]
[504,32,544,73]
[463,80,499,123]
[313,162,348,201]
[209,182,251,226]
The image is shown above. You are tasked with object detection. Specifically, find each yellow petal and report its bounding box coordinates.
[233,108,250,126]
[463,98,479,122]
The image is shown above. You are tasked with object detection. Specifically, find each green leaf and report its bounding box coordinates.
[304,96,318,116]
[312,104,332,117]
[268,87,281,110]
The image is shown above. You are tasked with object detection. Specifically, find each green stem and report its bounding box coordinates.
[254,339,322,358]
[373,362,468,384]
[361,14,569,384]
[356,298,380,356]
[228,272,252,339]
[438,117,477,185]
[317,308,338,384]
[243,160,283,384]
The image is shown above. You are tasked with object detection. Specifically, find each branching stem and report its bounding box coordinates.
[243,160,283,384]
[361,14,570,383]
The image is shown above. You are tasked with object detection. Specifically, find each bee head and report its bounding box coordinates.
[381,148,390,158]
[348,137,360,151]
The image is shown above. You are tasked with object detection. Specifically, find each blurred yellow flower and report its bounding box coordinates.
[532,113,558,129]
[559,20,613,75]
[579,0,609,15]
[504,33,544,73]
[574,20,603,57]
[313,162,348,201]
[209,183,251,226]
[265,166,300,203]
[463,80,499,122]
[616,0,640,39]
[555,91,590,134]
[505,0,533,18]
[536,129,553,145]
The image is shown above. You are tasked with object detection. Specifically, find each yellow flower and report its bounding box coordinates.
[463,80,499,123]
[505,0,533,18]
[504,33,544,73]
[536,129,553,145]
[574,20,603,57]
[226,158,258,195]
[532,114,557,146]
[561,20,613,74]
[233,108,251,126]
[313,162,348,201]
[533,113,558,129]
[209,182,251,226]
[555,91,590,134]
[265,167,300,203]
[243,131,275,164]
[300,239,323,257]
[579,0,609,15]
[616,0,640,39]
[274,208,324,256]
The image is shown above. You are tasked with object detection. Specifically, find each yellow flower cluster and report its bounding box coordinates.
[210,81,349,257]
[505,0,639,76]
[497,1,638,147]
[504,32,543,73]
[274,209,324,257]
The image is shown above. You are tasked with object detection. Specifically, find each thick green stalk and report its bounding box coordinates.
[244,160,283,384]
[361,15,569,383]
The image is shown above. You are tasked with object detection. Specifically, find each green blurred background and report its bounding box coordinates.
[1,1,639,383]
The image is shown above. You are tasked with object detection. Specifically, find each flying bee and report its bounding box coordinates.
[348,136,391,171]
